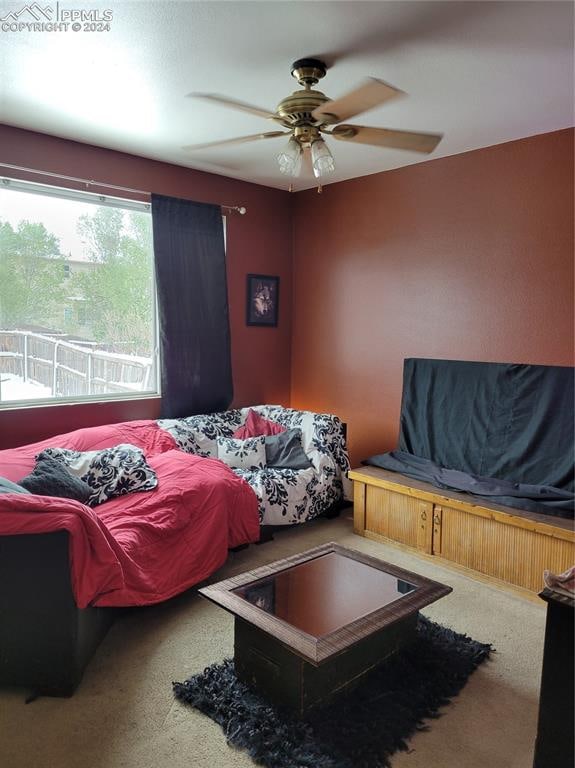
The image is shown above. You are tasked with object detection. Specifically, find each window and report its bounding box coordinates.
[0,178,159,407]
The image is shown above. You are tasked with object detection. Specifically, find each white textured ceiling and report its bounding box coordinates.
[1,1,573,191]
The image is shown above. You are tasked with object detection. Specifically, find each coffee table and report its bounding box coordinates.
[199,542,452,716]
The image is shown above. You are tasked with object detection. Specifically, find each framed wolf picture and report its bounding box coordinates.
[246,274,279,327]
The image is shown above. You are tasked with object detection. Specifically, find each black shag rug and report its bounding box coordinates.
[173,616,492,768]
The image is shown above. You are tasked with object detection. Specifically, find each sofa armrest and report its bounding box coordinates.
[0,531,113,696]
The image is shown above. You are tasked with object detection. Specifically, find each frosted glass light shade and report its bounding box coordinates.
[277,137,302,176]
[311,139,335,178]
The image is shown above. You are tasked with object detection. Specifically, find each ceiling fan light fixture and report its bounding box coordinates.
[311,138,335,179]
[277,136,302,176]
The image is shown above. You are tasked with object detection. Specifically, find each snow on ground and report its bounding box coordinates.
[0,374,52,402]
[0,373,148,402]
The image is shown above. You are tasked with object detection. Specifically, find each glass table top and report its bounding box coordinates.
[232,551,417,638]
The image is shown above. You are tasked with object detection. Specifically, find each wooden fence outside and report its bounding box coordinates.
[0,330,154,399]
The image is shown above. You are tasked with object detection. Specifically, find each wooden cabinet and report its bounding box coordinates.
[349,467,575,595]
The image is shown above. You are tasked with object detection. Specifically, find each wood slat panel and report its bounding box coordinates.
[440,505,574,592]
[365,486,431,549]
[387,492,421,547]
[364,485,389,538]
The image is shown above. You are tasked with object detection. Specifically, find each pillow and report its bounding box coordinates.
[233,408,286,439]
[0,476,31,495]
[39,447,98,477]
[265,429,313,470]
[217,436,266,471]
[158,413,240,458]
[18,457,92,503]
[38,444,158,506]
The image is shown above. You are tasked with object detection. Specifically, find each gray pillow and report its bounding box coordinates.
[0,476,31,495]
[265,429,313,470]
[18,457,93,504]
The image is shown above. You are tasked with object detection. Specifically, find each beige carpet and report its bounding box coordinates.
[0,514,546,768]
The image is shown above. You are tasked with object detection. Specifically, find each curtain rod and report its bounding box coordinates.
[0,162,247,215]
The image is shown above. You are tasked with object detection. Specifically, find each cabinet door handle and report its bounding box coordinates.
[420,510,427,521]
[433,513,441,526]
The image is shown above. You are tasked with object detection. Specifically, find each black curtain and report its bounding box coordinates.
[151,194,232,418]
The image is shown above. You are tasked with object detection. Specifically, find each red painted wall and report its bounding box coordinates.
[0,125,293,448]
[2,127,573,458]
[291,129,575,467]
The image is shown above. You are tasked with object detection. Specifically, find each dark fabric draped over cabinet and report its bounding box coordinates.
[396,358,574,491]
[365,359,574,517]
[152,194,233,418]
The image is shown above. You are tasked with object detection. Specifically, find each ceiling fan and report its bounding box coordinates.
[184,58,443,182]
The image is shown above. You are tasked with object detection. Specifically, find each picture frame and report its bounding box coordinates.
[246,274,279,327]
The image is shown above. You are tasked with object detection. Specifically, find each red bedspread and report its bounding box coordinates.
[0,421,260,607]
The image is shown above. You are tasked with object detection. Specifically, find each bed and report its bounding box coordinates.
[0,404,349,695]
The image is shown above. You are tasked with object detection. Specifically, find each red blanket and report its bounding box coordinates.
[0,421,260,607]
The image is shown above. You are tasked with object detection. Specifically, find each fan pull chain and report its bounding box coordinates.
[317,184,323,194]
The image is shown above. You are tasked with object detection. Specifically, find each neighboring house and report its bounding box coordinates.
[61,257,97,334]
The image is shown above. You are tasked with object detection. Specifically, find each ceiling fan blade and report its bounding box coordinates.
[312,78,403,124]
[331,125,443,153]
[186,93,277,120]
[183,131,289,152]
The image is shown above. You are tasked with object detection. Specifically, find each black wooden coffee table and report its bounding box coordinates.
[199,542,452,715]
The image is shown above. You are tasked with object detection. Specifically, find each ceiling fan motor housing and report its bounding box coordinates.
[277,58,331,135]
[276,89,330,127]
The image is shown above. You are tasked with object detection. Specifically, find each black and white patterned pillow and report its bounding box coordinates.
[216,436,266,471]
[158,410,241,457]
[38,444,157,506]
